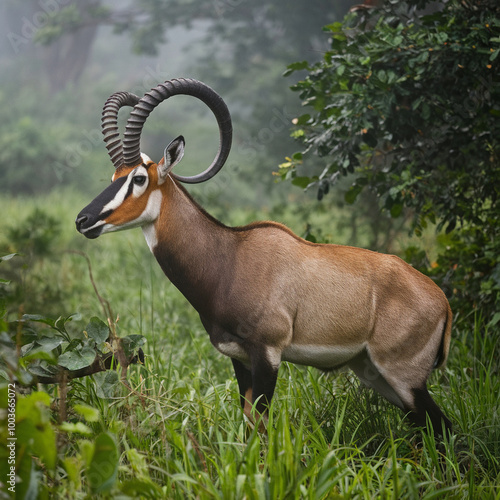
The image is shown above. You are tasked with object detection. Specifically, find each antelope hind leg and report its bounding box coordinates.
[349,350,452,437]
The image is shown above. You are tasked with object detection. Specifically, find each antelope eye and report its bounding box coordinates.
[133,175,146,186]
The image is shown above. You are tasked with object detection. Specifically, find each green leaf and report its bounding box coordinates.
[87,433,119,494]
[390,203,404,218]
[291,129,305,139]
[16,392,57,471]
[291,176,312,189]
[94,370,120,398]
[15,454,40,500]
[0,253,18,262]
[60,422,93,436]
[22,314,57,329]
[85,317,109,344]
[58,346,96,371]
[344,184,364,204]
[323,22,343,33]
[120,478,163,499]
[21,337,63,357]
[27,363,60,377]
[62,457,80,490]
[55,314,79,332]
[489,312,500,327]
[121,334,146,358]
[294,114,311,125]
[283,60,309,76]
[412,96,424,110]
[74,404,100,423]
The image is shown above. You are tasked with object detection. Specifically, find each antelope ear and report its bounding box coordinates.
[158,135,185,179]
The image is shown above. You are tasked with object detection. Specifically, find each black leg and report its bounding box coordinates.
[232,348,279,431]
[408,386,452,437]
[231,358,253,410]
[249,350,279,416]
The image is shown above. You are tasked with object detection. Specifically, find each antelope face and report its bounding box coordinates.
[75,137,185,239]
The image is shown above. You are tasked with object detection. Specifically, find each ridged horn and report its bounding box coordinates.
[102,92,141,169]
[122,78,232,184]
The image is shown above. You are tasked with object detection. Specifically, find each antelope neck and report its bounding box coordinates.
[148,177,235,317]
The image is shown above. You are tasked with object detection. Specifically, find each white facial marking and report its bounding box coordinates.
[140,152,153,164]
[142,224,158,252]
[131,165,150,198]
[101,168,136,214]
[80,219,106,234]
[96,188,163,237]
[281,343,365,370]
[120,188,162,230]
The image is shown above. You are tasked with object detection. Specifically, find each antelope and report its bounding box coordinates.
[76,78,452,436]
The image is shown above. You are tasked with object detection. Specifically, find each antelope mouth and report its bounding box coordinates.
[79,227,103,239]
[75,215,104,239]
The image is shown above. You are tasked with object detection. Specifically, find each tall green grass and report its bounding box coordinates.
[1,192,499,499]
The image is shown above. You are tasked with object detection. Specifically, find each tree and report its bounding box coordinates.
[281,0,500,325]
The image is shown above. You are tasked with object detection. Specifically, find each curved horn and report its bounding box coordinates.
[102,91,141,169]
[122,78,232,183]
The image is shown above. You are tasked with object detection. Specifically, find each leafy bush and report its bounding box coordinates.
[1,208,65,318]
[0,251,146,498]
[282,0,500,324]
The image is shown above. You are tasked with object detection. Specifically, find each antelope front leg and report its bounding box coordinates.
[232,358,253,417]
[232,350,279,432]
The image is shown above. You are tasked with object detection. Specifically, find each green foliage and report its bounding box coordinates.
[284,0,500,324]
[0,250,146,498]
[0,389,56,499]
[1,208,65,318]
[17,314,142,378]
[6,208,61,258]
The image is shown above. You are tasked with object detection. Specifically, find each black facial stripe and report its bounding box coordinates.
[78,176,128,221]
[100,210,113,221]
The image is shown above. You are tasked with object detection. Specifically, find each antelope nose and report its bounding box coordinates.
[75,214,88,232]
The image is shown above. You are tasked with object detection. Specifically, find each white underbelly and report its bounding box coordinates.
[215,341,250,364]
[281,343,366,370]
[214,340,366,371]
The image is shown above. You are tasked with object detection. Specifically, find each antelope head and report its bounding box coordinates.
[75,78,232,239]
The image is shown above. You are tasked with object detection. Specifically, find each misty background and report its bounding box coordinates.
[0,0,359,220]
